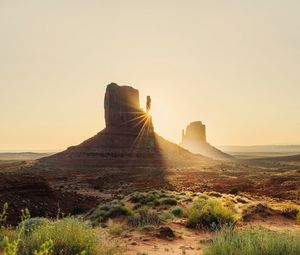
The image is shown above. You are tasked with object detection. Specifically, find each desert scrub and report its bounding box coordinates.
[279,203,299,219]
[86,200,132,225]
[0,228,17,253]
[128,192,148,204]
[186,199,235,230]
[0,203,9,250]
[0,203,8,230]
[170,207,184,217]
[158,198,177,206]
[206,191,222,198]
[129,190,180,208]
[22,217,49,233]
[127,210,161,228]
[204,227,300,255]
[18,217,97,255]
[196,193,209,201]
[107,219,125,236]
[160,212,174,221]
[282,207,299,219]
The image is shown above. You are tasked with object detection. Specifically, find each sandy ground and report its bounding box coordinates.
[97,217,299,255]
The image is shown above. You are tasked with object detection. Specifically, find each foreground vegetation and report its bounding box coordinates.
[1,189,299,255]
[205,227,300,255]
[0,204,121,255]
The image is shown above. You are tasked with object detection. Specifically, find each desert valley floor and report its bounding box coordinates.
[0,152,299,254]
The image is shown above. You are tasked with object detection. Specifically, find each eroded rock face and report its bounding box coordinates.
[104,83,153,131]
[105,83,140,127]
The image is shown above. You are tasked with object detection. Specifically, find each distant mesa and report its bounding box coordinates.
[181,121,234,161]
[42,83,210,167]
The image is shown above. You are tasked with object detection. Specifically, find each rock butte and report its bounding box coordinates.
[181,121,234,161]
[42,83,210,167]
[104,83,154,132]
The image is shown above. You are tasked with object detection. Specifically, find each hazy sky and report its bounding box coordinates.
[1,0,300,151]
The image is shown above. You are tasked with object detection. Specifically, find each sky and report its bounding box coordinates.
[0,0,300,151]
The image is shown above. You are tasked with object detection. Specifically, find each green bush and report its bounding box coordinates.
[0,203,9,249]
[0,203,8,230]
[86,200,132,225]
[0,227,16,252]
[160,212,174,221]
[170,207,184,217]
[19,217,97,255]
[186,199,235,230]
[282,208,299,219]
[196,194,209,200]
[129,190,179,207]
[107,220,125,236]
[22,217,49,233]
[127,210,161,228]
[158,198,177,206]
[205,227,300,255]
[207,191,222,198]
[129,191,164,207]
[129,192,148,204]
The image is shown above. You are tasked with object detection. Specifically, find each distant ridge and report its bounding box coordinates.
[248,153,300,162]
[220,145,300,153]
[0,152,51,161]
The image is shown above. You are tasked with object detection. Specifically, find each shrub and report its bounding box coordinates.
[22,218,49,233]
[107,220,125,236]
[133,203,143,210]
[178,195,193,202]
[186,199,235,230]
[235,197,248,204]
[242,203,272,221]
[127,210,161,228]
[86,200,132,225]
[207,191,222,198]
[0,228,16,252]
[170,207,184,217]
[129,191,165,207]
[129,192,148,204]
[160,212,174,221]
[0,203,8,230]
[282,208,299,219]
[222,199,236,211]
[19,217,97,255]
[129,190,179,207]
[158,198,177,206]
[0,203,10,251]
[204,227,300,255]
[104,205,131,219]
[297,212,300,224]
[197,194,209,200]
